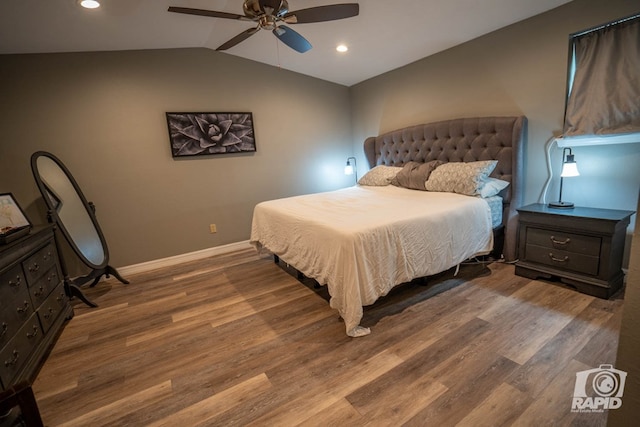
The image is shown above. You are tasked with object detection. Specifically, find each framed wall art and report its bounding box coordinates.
[0,192,32,244]
[166,112,256,157]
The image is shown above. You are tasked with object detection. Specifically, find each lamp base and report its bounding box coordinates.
[548,201,575,209]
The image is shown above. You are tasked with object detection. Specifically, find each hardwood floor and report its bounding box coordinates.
[31,249,624,426]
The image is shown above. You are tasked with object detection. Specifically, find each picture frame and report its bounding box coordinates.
[166,112,256,157]
[0,193,32,244]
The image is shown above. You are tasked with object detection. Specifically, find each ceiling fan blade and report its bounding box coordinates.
[168,6,252,21]
[272,25,312,53]
[217,27,261,51]
[283,4,359,24]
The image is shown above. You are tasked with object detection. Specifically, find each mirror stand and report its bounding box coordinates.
[47,217,97,308]
[32,151,129,309]
[47,210,128,308]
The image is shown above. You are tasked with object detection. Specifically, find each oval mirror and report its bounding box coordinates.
[31,151,108,269]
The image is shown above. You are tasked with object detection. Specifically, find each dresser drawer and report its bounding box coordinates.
[28,265,61,306]
[0,264,27,303]
[23,242,57,285]
[526,227,601,256]
[525,244,600,275]
[0,314,43,387]
[0,293,34,331]
[0,297,35,349]
[37,283,68,334]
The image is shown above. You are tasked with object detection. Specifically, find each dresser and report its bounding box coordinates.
[0,225,73,391]
[515,204,634,298]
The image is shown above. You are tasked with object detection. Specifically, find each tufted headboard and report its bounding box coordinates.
[363,116,527,261]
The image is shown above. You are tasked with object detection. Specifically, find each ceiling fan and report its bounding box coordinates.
[168,0,359,53]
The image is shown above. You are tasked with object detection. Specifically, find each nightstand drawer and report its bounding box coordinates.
[525,244,599,275]
[526,227,601,256]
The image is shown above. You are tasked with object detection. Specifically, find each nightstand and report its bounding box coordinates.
[515,203,634,298]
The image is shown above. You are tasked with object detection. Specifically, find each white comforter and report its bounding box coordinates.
[250,185,493,337]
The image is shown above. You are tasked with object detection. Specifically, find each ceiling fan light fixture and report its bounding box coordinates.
[336,44,348,53]
[79,0,100,9]
[169,1,359,53]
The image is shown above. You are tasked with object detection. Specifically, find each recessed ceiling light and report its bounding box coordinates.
[336,44,348,53]
[79,0,100,9]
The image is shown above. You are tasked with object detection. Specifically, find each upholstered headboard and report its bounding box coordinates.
[363,116,526,261]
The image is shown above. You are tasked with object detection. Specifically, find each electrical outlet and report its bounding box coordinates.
[209,224,217,233]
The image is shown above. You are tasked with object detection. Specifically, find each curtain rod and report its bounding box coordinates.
[570,13,640,38]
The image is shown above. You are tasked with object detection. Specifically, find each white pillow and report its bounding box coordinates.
[358,165,403,186]
[425,160,498,195]
[479,177,510,198]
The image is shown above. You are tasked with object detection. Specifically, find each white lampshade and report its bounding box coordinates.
[560,161,579,177]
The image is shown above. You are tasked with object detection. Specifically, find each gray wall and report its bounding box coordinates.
[350,0,639,249]
[0,48,352,268]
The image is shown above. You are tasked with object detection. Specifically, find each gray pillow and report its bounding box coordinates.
[391,160,444,190]
[425,160,498,195]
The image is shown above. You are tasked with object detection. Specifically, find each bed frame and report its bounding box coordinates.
[363,116,526,261]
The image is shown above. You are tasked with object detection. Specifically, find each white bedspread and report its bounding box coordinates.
[250,185,493,337]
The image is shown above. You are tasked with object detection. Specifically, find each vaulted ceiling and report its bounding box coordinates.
[0,0,572,86]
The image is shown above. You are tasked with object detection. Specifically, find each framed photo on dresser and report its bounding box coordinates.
[0,193,32,244]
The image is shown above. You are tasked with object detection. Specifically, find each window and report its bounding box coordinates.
[556,13,640,147]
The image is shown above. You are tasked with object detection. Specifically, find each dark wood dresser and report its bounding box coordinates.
[0,225,73,391]
[515,203,634,298]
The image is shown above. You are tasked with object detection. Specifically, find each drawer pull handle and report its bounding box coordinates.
[4,350,19,367]
[34,286,45,297]
[16,301,30,314]
[8,276,22,287]
[549,253,569,263]
[27,325,39,339]
[44,308,57,320]
[29,263,40,272]
[550,236,571,246]
[48,272,58,282]
[0,322,7,338]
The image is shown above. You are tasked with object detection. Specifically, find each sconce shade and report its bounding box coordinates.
[345,157,357,182]
[344,161,354,175]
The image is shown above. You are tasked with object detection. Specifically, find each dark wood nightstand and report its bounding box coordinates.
[515,203,635,298]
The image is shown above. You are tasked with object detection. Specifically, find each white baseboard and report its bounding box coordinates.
[116,240,253,277]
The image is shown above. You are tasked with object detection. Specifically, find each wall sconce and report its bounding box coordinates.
[549,147,579,208]
[344,156,357,182]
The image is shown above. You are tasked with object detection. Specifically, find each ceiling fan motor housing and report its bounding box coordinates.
[243,0,289,19]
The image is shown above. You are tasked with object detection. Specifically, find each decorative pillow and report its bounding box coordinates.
[391,160,444,190]
[357,165,402,186]
[425,160,498,195]
[479,177,510,198]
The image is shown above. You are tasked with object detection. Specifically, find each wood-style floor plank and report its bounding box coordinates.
[30,250,624,426]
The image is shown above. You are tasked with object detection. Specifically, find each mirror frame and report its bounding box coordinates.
[31,151,110,270]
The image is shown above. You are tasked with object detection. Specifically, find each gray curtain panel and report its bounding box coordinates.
[563,15,640,137]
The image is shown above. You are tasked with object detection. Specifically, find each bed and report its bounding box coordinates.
[251,116,526,336]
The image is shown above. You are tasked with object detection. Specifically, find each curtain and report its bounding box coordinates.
[563,15,640,138]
